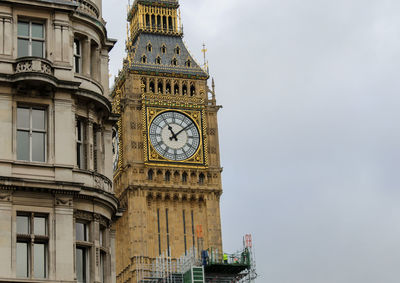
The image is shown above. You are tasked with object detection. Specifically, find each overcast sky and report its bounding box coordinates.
[103,1,400,282]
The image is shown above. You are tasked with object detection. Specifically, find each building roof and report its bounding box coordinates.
[128,33,208,78]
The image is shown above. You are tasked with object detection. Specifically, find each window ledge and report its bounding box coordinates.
[13,160,52,167]
[76,240,93,248]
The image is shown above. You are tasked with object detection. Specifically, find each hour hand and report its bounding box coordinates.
[168,126,178,141]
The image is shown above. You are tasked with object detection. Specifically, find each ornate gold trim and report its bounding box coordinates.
[142,101,208,167]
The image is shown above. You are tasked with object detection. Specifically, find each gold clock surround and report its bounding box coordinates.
[143,105,208,168]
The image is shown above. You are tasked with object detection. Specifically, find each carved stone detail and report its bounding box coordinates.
[56,197,72,207]
[75,210,93,222]
[0,193,12,202]
[15,58,53,75]
[94,174,112,192]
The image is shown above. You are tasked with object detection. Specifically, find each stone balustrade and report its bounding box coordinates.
[69,0,100,19]
[15,57,53,75]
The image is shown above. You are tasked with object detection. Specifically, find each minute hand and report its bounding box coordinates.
[173,123,194,139]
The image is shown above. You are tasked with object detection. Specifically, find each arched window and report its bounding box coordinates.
[199,173,205,185]
[157,15,161,29]
[175,46,181,55]
[168,16,173,31]
[148,169,154,181]
[158,81,163,93]
[161,45,167,54]
[162,16,167,30]
[165,171,171,182]
[155,56,161,64]
[149,81,155,93]
[174,83,179,95]
[145,14,150,27]
[185,60,191,67]
[147,43,152,52]
[141,55,147,63]
[151,14,156,28]
[182,84,187,95]
[190,85,196,96]
[182,172,188,183]
[166,82,171,94]
[171,58,177,66]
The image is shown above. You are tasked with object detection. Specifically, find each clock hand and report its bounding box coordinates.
[173,123,193,139]
[168,125,178,141]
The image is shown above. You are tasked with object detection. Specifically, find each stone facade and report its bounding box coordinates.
[0,0,118,282]
[112,1,223,282]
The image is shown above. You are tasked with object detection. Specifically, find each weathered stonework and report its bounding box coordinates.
[0,0,118,282]
[112,1,223,282]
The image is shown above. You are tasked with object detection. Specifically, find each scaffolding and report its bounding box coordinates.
[135,235,257,283]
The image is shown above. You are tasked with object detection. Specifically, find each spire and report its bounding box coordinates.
[124,0,208,79]
[201,43,209,74]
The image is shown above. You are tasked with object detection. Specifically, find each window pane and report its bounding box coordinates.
[32,132,45,162]
[32,109,45,130]
[32,40,44,57]
[99,229,104,247]
[75,56,80,73]
[17,131,30,161]
[16,242,29,278]
[100,253,105,283]
[34,244,46,278]
[77,121,82,141]
[18,22,29,37]
[17,215,30,234]
[76,223,87,241]
[18,39,29,58]
[76,248,86,283]
[77,143,82,168]
[17,107,30,129]
[34,217,46,235]
[32,23,44,39]
[74,40,80,55]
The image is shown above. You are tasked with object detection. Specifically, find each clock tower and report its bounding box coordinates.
[112,1,223,282]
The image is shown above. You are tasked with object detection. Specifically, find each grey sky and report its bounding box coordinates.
[104,0,400,282]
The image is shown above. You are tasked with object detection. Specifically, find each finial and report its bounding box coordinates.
[201,43,209,73]
[212,77,216,100]
[201,43,207,67]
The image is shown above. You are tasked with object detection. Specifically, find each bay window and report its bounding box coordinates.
[76,119,86,169]
[17,106,46,162]
[18,21,45,58]
[74,39,82,73]
[76,222,90,283]
[16,213,48,279]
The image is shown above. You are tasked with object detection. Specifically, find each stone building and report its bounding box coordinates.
[112,1,224,282]
[0,0,118,282]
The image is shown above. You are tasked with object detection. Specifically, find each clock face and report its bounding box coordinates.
[149,111,200,161]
